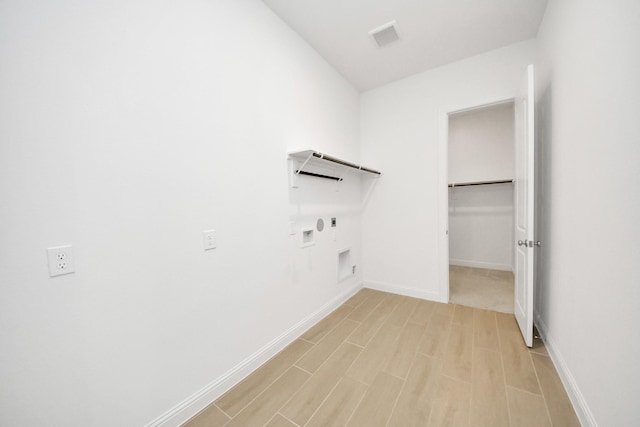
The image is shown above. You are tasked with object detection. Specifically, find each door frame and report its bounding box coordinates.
[437,97,516,304]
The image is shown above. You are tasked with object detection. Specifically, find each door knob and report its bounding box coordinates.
[535,241,542,247]
[518,240,526,246]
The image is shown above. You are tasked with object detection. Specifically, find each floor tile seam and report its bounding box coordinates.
[406,318,430,331]
[387,310,426,374]
[271,368,317,426]
[343,298,392,346]
[219,339,314,411]
[371,293,392,313]
[278,413,301,427]
[504,384,547,398]
[343,336,393,386]
[385,350,427,426]
[292,364,314,376]
[298,319,362,370]
[344,309,393,348]
[344,371,373,387]
[495,313,514,427]
[406,304,432,327]
[467,307,477,427]
[384,370,408,383]
[383,298,412,328]
[342,389,369,427]
[383,373,407,427]
[441,315,473,383]
[286,341,321,376]
[440,372,472,385]
[469,349,510,426]
[528,348,549,356]
[418,306,454,359]
[416,348,441,359]
[384,334,424,380]
[184,402,230,427]
[502,335,544,395]
[312,313,358,344]
[346,295,382,322]
[214,403,232,421]
[403,297,423,326]
[262,412,300,427]
[222,365,309,423]
[348,294,372,311]
[528,351,554,425]
[375,325,407,377]
[288,341,368,424]
[343,339,365,349]
[299,376,344,427]
[293,339,363,391]
[472,343,501,353]
[350,310,400,355]
[424,385,438,427]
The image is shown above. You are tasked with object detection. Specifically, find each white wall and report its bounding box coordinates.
[448,103,514,270]
[0,1,364,426]
[448,103,515,184]
[449,184,514,271]
[360,40,536,301]
[535,0,640,425]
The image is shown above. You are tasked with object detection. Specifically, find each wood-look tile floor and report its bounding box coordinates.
[184,289,580,427]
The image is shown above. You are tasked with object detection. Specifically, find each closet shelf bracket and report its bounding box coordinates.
[289,149,381,188]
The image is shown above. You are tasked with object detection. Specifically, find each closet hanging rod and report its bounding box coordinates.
[295,170,343,182]
[448,179,514,188]
[311,152,382,175]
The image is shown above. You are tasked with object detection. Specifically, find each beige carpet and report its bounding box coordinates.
[449,265,514,313]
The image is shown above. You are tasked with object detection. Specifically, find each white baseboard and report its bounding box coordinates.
[449,258,513,272]
[145,283,363,427]
[363,280,445,303]
[534,314,597,427]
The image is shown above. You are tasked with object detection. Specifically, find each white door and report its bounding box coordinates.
[514,64,535,347]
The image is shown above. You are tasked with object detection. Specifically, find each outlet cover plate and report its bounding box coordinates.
[47,245,75,277]
[203,230,216,250]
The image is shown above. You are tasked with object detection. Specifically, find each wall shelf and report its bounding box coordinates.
[289,150,381,187]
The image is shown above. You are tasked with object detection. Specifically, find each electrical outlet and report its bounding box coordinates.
[203,230,216,250]
[47,245,75,277]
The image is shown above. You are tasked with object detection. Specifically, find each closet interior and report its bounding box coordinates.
[448,101,516,313]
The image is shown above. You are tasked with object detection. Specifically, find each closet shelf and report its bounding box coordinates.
[289,150,381,184]
[448,179,514,188]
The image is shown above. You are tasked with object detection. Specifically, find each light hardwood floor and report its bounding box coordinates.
[184,289,580,427]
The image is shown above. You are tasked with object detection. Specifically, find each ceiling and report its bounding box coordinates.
[262,0,548,91]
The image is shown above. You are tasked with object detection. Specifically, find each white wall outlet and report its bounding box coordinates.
[47,245,75,277]
[203,230,216,250]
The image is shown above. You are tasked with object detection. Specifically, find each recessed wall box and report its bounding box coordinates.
[338,248,353,283]
[301,228,315,248]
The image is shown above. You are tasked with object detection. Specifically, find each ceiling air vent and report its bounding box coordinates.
[369,21,400,48]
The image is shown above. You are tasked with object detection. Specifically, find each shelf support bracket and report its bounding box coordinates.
[296,153,314,175]
[290,153,314,189]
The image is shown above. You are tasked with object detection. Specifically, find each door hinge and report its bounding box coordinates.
[518,240,540,248]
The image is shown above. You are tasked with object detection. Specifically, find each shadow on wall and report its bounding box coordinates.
[535,82,552,323]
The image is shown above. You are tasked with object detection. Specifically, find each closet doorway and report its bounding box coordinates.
[447,101,515,313]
